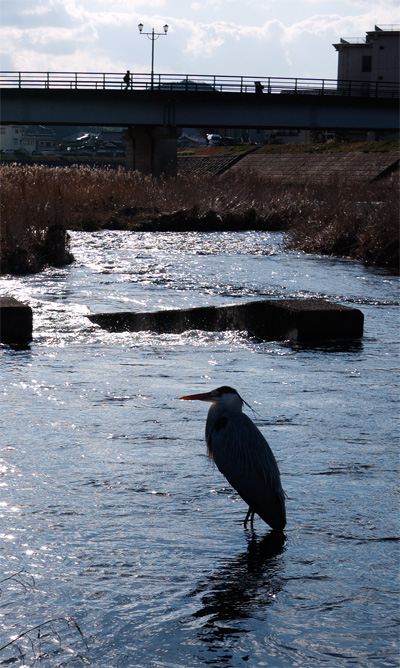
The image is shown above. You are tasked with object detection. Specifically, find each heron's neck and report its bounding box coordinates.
[205,402,224,442]
[205,400,242,446]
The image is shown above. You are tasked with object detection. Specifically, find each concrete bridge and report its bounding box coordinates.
[1,71,399,175]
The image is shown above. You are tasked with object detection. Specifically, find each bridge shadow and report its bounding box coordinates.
[186,530,286,660]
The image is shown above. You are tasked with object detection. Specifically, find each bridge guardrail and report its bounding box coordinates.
[0,72,399,98]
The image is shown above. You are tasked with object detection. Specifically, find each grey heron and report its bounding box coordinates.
[179,386,286,531]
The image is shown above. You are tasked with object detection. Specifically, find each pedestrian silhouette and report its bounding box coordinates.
[123,70,131,90]
[254,81,264,94]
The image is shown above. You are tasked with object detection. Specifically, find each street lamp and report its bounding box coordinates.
[138,23,169,90]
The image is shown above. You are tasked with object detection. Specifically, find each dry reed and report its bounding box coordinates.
[1,164,398,274]
[284,176,399,271]
[1,164,73,273]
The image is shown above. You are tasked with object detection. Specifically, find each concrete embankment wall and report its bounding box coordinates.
[178,150,399,182]
[177,154,245,176]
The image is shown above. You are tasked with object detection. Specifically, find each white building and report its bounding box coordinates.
[333,25,400,88]
[0,125,23,152]
[0,125,57,154]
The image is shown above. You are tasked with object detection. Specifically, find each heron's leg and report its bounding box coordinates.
[244,507,255,529]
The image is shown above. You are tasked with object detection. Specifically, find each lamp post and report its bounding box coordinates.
[138,23,169,90]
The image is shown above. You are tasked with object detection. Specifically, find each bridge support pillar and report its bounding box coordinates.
[124,126,180,176]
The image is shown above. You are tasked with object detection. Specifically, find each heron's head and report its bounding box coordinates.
[179,386,244,410]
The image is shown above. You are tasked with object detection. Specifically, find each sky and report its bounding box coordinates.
[1,0,399,81]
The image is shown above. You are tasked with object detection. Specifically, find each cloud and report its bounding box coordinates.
[0,22,98,49]
[170,16,284,59]
[82,0,167,8]
[184,27,224,58]
[1,0,399,77]
[286,12,399,43]
[280,14,345,43]
[21,2,58,16]
[4,47,128,73]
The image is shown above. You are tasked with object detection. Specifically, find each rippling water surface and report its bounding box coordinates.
[0,231,398,667]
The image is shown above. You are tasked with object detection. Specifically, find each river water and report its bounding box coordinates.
[0,230,399,668]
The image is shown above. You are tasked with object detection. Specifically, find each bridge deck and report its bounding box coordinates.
[1,71,399,97]
[1,86,398,131]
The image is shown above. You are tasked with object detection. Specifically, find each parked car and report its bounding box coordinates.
[206,134,221,146]
[220,136,237,146]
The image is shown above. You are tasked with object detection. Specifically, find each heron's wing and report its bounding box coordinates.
[208,411,286,530]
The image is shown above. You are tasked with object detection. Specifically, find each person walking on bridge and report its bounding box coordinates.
[123,70,131,89]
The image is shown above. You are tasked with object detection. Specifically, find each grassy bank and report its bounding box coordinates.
[1,164,398,274]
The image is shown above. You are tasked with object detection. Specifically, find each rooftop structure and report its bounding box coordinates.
[333,25,400,85]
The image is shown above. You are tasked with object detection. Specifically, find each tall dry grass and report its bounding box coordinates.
[1,164,73,273]
[1,164,398,274]
[284,176,399,271]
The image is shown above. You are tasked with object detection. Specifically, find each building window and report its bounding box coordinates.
[362,55,372,72]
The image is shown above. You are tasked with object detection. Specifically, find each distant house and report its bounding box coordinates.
[64,132,98,154]
[178,133,205,148]
[97,130,124,144]
[0,125,58,154]
[0,125,23,152]
[20,126,58,154]
[96,130,125,156]
[64,130,125,156]
[333,24,400,90]
[64,131,98,145]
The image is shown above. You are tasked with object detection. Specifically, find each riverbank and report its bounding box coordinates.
[1,158,398,275]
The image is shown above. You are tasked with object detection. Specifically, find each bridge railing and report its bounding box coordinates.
[0,71,399,98]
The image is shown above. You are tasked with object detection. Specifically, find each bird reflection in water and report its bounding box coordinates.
[187,530,286,660]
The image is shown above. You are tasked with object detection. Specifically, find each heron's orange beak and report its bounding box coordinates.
[179,391,214,402]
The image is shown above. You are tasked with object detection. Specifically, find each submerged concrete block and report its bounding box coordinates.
[88,298,363,343]
[0,296,33,344]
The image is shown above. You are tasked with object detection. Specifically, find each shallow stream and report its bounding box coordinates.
[0,231,398,667]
